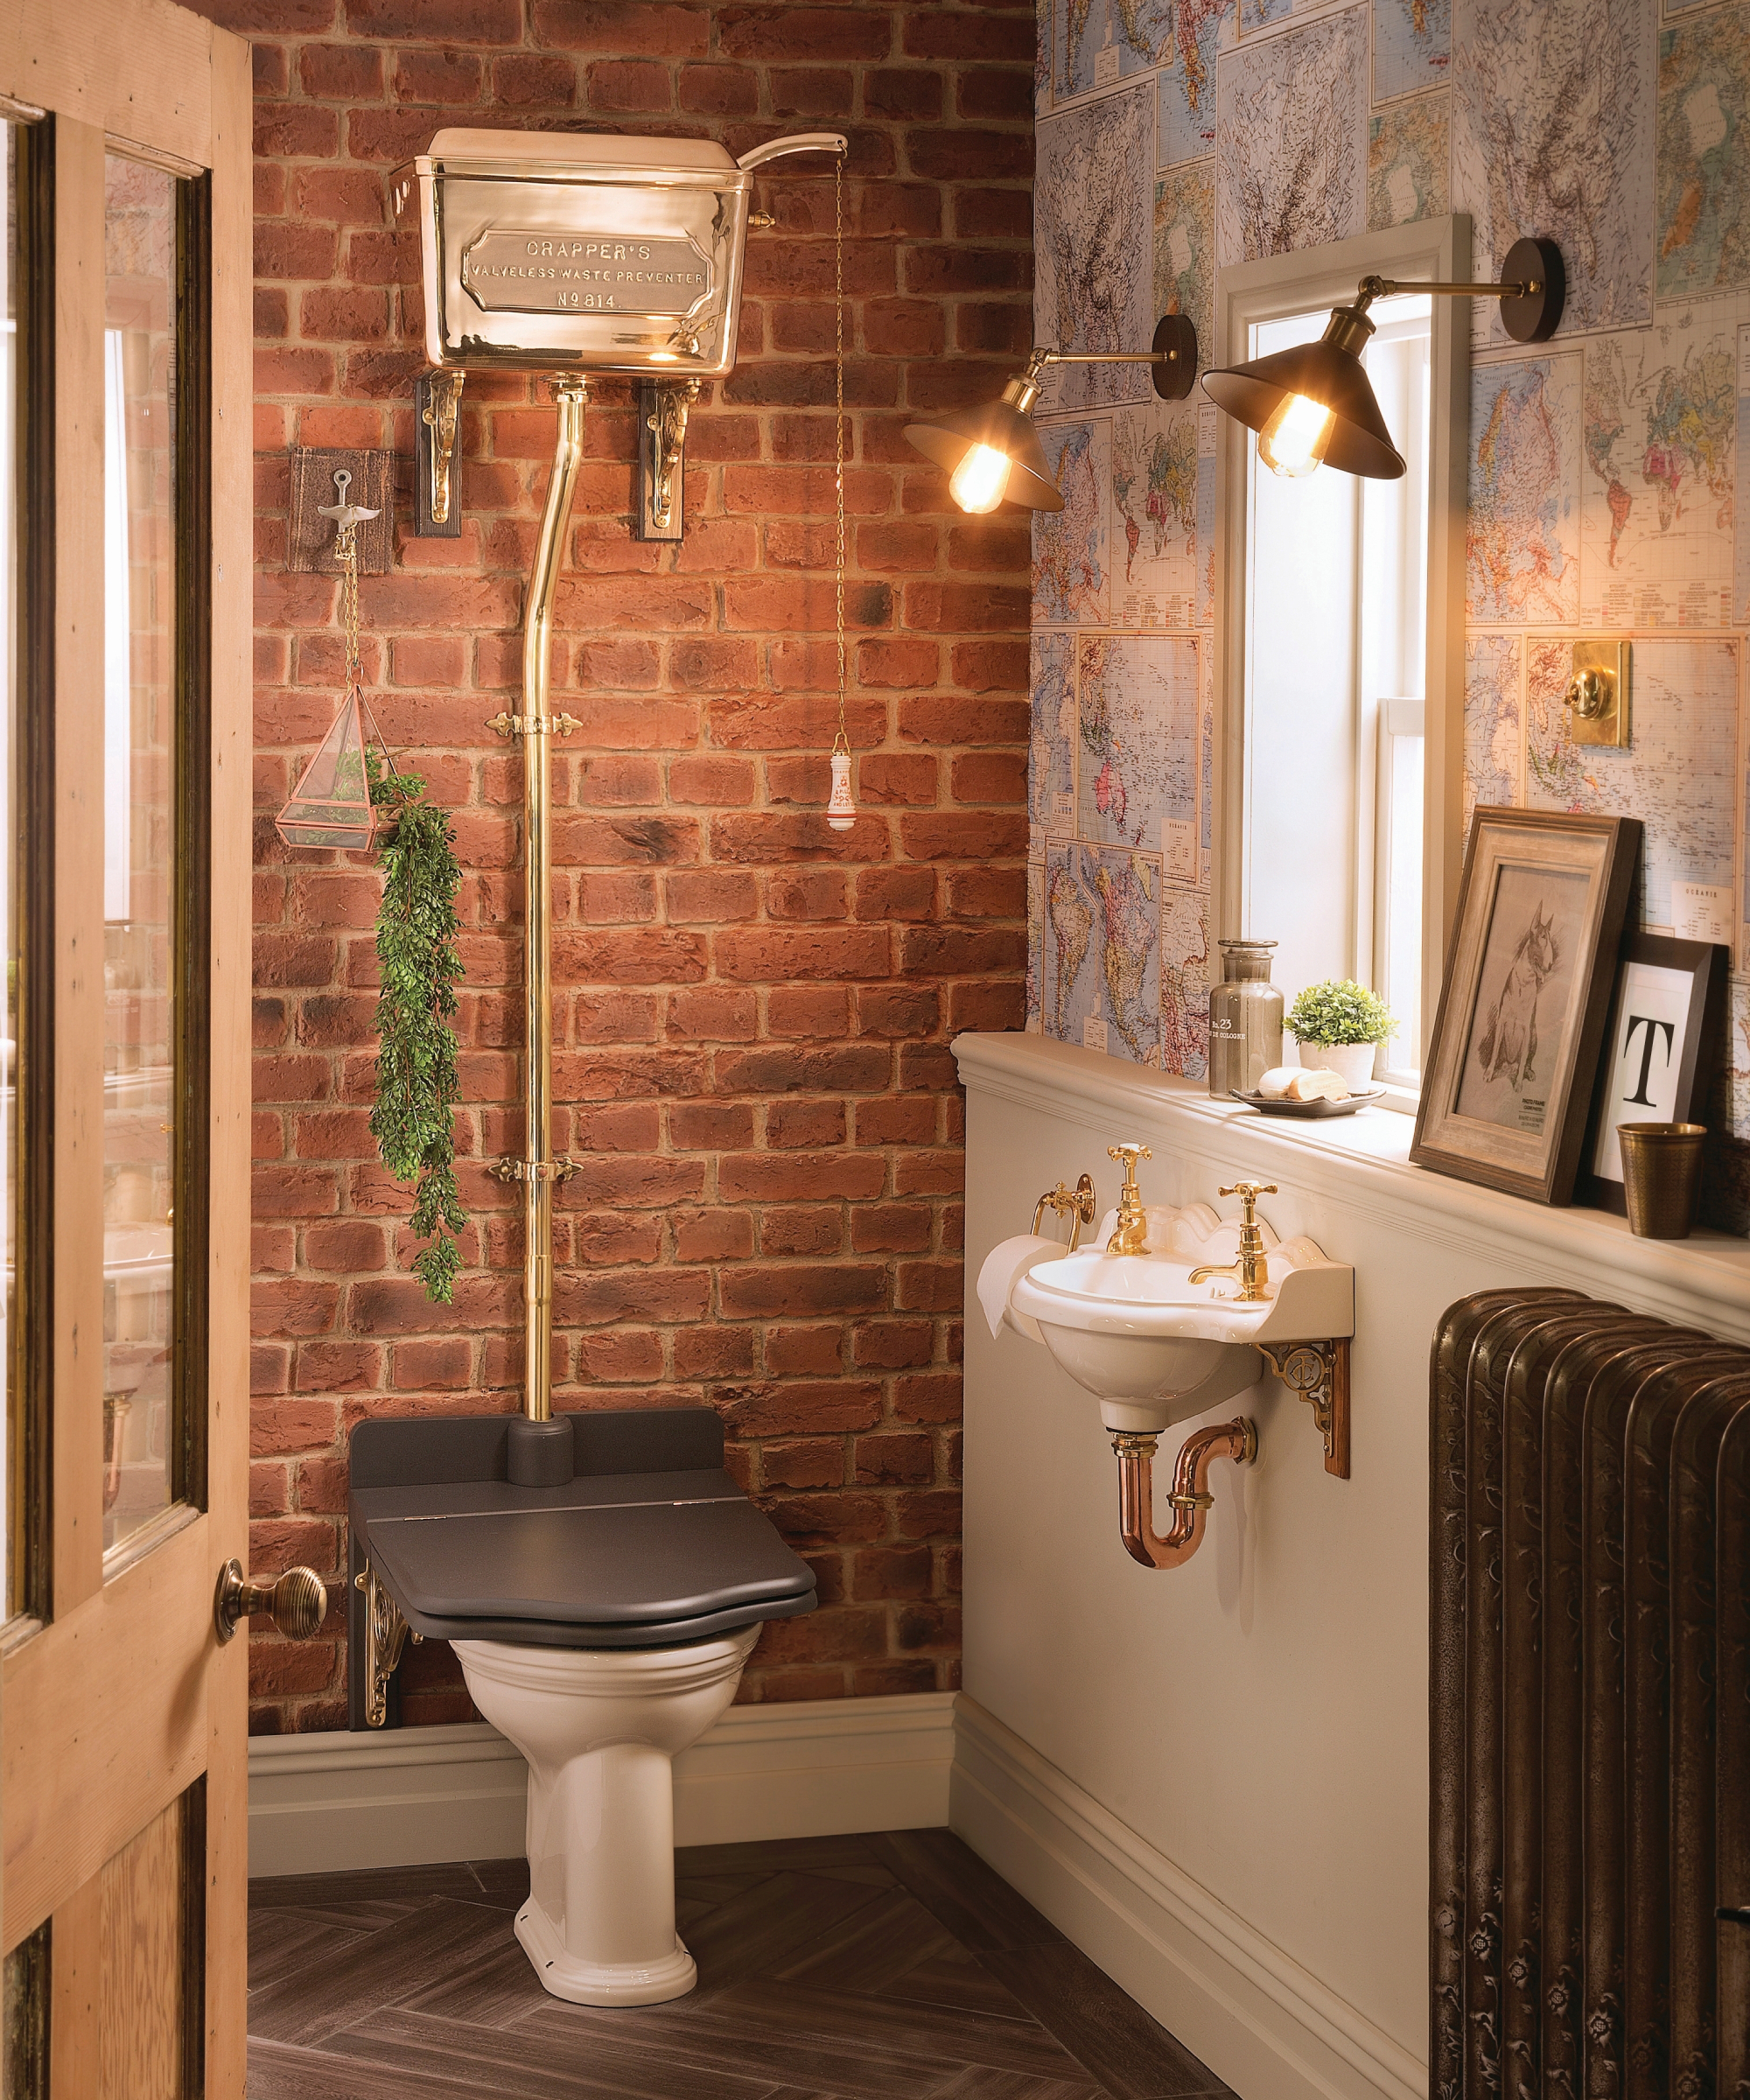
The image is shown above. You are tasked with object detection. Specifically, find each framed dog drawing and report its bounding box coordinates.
[1412,808,1642,1205]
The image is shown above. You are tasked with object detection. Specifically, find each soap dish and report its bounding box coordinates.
[1229,1087,1387,1118]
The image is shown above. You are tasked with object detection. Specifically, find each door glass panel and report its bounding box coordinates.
[103,154,178,1553]
[3,119,25,1616]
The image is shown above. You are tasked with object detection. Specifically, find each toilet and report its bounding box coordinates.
[347,1407,816,2006]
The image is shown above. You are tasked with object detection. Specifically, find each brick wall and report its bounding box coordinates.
[186,0,1033,1731]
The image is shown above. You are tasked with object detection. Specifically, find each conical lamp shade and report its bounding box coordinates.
[1201,307,1406,480]
[904,396,1065,513]
[276,690,379,852]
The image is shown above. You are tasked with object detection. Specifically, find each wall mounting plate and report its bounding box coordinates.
[1564,634,1630,748]
[288,447,394,573]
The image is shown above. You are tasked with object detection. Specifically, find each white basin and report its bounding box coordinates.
[984,1200,1354,1433]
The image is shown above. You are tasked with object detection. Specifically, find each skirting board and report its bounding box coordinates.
[949,1697,1427,2100]
[248,1690,956,1880]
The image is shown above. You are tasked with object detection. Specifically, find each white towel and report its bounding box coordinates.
[976,1234,1068,1342]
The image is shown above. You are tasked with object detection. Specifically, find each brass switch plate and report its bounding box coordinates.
[1564,634,1630,748]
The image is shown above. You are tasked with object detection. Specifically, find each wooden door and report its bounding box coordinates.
[0,3,263,2092]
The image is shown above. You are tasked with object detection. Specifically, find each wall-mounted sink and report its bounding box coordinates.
[983,1196,1354,1437]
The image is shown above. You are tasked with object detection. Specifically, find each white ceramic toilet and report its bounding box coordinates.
[454,1627,759,2005]
[347,1408,816,2009]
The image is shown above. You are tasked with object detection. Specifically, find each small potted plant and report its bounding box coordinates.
[1285,980,1397,1091]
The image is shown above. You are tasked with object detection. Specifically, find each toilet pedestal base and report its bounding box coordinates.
[453,1627,759,2012]
[514,1897,697,2006]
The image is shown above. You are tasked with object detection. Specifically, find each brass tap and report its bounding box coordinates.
[1188,1180,1278,1302]
[1105,1144,1152,1256]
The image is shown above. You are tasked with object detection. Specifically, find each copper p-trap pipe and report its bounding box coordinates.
[518,376,590,1424]
[1110,1418,1258,1570]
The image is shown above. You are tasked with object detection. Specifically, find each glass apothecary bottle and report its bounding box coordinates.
[1208,938,1284,1098]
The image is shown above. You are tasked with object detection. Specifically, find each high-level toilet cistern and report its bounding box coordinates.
[977,1148,1354,1569]
[344,124,846,2010]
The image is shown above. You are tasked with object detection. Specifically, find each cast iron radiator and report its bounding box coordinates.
[1431,1290,1750,2099]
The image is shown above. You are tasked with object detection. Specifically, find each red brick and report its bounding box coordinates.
[764,1328,846,1376]
[762,1439,846,1491]
[854,1322,936,1371]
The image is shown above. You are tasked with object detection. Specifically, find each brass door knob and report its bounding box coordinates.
[214,1558,327,1645]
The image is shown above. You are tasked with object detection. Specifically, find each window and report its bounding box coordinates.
[1216,220,1466,1103]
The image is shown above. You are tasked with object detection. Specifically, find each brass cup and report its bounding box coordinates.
[1617,1123,1707,1241]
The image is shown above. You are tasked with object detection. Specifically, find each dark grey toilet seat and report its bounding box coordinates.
[347,1410,816,1681]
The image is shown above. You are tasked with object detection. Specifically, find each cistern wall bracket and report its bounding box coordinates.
[1258,1336,1351,1478]
[416,368,466,536]
[355,1557,417,1729]
[1563,634,1631,749]
[1032,1172,1096,1250]
[638,376,702,541]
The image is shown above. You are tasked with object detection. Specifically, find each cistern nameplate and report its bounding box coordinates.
[461,229,711,318]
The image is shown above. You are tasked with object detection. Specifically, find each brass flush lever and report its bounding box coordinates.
[1105,1144,1152,1255]
[1188,1180,1277,1302]
[214,1559,327,1645]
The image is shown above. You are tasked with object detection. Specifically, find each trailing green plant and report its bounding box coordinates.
[1286,978,1399,1047]
[368,756,467,1303]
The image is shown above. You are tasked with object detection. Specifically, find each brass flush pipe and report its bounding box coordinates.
[1110,1418,1257,1570]
[517,377,589,1424]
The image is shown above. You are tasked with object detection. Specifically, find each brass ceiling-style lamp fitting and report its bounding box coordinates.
[1202,235,1565,482]
[905,313,1198,514]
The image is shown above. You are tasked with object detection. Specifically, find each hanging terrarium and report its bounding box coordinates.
[276,688,379,852]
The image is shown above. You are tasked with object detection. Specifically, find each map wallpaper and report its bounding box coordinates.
[1027,0,1750,1228]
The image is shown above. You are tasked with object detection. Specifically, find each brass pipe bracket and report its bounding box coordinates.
[491,1156,579,1184]
[486,711,581,738]
[354,1557,419,1729]
[1032,1173,1096,1249]
[1258,1337,1351,1477]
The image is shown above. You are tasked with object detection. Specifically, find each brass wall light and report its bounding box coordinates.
[1202,236,1565,482]
[905,314,1198,514]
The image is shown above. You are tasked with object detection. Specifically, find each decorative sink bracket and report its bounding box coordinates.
[1257,1337,1350,1477]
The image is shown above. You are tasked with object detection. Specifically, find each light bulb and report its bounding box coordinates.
[1257,392,1335,479]
[948,443,1013,514]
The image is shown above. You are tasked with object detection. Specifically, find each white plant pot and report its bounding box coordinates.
[1301,1040,1376,1090]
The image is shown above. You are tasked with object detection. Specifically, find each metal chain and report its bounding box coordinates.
[337,521,362,694]
[833,148,848,760]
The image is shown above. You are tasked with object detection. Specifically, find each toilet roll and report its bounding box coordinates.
[976,1234,1070,1343]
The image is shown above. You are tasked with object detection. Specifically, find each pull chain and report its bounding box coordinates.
[826,146,856,833]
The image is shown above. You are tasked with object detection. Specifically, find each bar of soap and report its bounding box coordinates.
[1256,1067,1299,1099]
[1285,1068,1349,1102]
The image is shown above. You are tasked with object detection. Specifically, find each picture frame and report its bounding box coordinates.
[1411,808,1642,1206]
[1575,933,1729,1215]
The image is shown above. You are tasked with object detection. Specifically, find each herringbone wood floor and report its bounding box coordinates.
[247,1830,1236,2098]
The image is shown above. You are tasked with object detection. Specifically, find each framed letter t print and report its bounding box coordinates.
[1576,934,1728,1214]
[1412,808,1642,1205]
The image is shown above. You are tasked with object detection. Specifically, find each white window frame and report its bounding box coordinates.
[1212,215,1470,1096]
